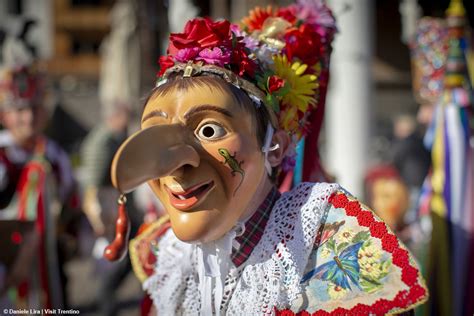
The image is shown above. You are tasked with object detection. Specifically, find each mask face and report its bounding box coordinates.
[1,105,46,145]
[371,178,409,231]
[141,82,269,243]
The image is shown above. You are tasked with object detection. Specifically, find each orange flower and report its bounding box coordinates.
[241,6,274,32]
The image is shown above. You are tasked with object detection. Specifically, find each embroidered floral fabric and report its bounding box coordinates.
[283,192,428,315]
[132,184,428,315]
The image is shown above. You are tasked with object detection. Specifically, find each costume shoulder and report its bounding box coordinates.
[285,189,428,315]
[129,215,171,283]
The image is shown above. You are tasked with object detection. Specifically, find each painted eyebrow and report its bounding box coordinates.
[183,105,233,121]
[141,109,168,122]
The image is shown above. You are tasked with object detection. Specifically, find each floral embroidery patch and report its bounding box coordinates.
[281,192,428,315]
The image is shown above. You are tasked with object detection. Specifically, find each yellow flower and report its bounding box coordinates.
[320,245,331,259]
[327,282,348,299]
[360,261,382,280]
[272,54,319,113]
[358,243,382,265]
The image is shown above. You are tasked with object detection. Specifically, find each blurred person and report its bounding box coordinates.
[391,114,430,191]
[364,165,410,233]
[0,29,75,309]
[78,1,143,314]
[390,114,431,225]
[80,102,132,238]
[79,100,141,316]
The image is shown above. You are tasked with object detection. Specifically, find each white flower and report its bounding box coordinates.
[336,228,354,243]
[327,282,348,299]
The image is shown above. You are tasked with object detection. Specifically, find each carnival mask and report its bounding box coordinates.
[111,80,279,243]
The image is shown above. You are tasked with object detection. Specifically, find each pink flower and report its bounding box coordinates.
[174,47,200,62]
[230,24,259,50]
[289,0,337,40]
[196,47,231,67]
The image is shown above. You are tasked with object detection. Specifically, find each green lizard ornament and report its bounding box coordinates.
[218,148,245,196]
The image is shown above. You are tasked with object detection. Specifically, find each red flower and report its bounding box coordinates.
[381,234,399,252]
[332,307,348,315]
[158,55,174,76]
[392,248,409,267]
[369,221,387,238]
[357,210,374,227]
[275,309,293,316]
[268,75,285,93]
[393,291,408,307]
[401,266,418,286]
[409,284,427,300]
[168,18,232,55]
[230,42,257,77]
[284,24,324,66]
[277,7,298,24]
[241,6,274,32]
[352,303,370,314]
[329,193,348,208]
[373,299,391,313]
[345,201,361,216]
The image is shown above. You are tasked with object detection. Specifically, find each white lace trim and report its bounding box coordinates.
[143,182,339,315]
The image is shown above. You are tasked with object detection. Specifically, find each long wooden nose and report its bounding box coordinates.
[110,124,199,193]
[104,124,199,261]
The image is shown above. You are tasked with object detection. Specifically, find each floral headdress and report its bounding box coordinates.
[409,17,449,105]
[0,31,44,109]
[157,0,337,143]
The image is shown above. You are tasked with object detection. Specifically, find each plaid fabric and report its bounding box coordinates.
[231,187,280,267]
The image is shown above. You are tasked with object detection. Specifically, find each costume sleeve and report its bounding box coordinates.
[129,215,171,283]
[287,190,428,315]
[51,143,75,204]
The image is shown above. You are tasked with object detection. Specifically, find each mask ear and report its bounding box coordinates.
[266,129,291,167]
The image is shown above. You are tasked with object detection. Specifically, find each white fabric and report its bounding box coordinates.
[143,182,339,315]
[196,227,237,316]
[99,0,140,110]
[261,124,280,175]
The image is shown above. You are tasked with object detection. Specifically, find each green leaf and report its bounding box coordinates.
[326,237,336,252]
[360,275,382,286]
[352,230,370,243]
[337,242,349,254]
[360,278,382,294]
[273,82,291,96]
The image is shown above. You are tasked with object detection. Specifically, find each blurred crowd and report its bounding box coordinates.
[0,0,473,315]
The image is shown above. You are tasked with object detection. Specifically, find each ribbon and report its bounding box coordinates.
[262,123,280,175]
[196,221,245,315]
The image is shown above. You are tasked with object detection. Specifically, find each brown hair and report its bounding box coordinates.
[144,73,270,147]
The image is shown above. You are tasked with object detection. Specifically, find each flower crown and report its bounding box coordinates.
[157,0,336,140]
[0,65,44,109]
[409,17,449,105]
[0,30,43,109]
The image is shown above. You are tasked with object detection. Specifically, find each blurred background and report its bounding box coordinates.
[0,0,473,315]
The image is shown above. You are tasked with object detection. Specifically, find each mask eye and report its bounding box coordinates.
[196,122,226,141]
